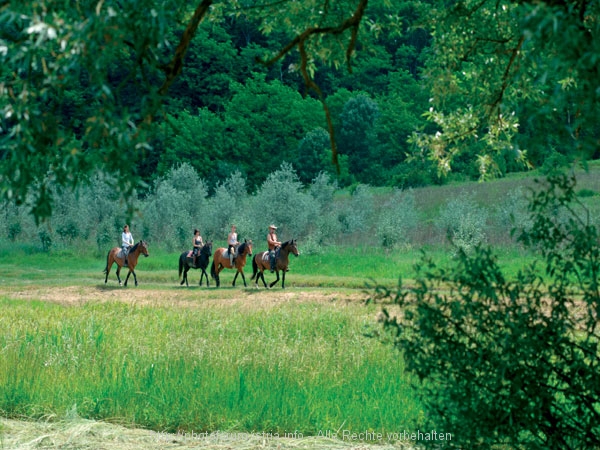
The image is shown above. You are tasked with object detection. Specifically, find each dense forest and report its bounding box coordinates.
[3,0,598,221]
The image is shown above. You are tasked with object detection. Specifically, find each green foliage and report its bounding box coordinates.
[338,94,380,183]
[376,189,418,249]
[372,174,600,449]
[250,163,318,241]
[436,192,488,253]
[416,0,600,179]
[1,0,407,222]
[339,184,375,236]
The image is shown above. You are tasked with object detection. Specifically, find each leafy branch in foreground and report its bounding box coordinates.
[370,173,600,449]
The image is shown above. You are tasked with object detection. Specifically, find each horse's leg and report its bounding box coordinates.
[180,265,187,286]
[240,271,247,287]
[133,270,138,287]
[116,266,122,286]
[215,264,221,288]
[124,269,131,286]
[258,268,267,288]
[232,270,239,287]
[282,271,286,289]
[269,271,280,289]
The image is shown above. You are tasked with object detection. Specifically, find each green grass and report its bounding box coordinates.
[0,242,540,438]
[0,244,432,437]
[0,242,536,288]
[0,296,423,435]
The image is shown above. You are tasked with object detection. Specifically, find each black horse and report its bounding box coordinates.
[178,241,213,287]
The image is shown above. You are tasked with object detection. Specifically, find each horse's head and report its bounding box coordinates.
[282,239,299,257]
[289,239,299,257]
[242,239,253,256]
[140,240,149,257]
[203,240,213,256]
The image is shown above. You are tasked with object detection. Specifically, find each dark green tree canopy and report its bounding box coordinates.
[1,0,401,220]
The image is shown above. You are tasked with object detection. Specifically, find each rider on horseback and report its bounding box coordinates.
[122,224,134,267]
[267,224,281,273]
[227,225,239,267]
[192,229,204,267]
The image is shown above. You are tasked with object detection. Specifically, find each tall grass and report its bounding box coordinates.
[0,297,423,435]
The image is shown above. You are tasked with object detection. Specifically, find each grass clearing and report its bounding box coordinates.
[0,247,431,443]
[0,243,538,448]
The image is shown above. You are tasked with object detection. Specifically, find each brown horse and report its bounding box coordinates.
[104,240,149,286]
[211,239,253,287]
[251,239,299,289]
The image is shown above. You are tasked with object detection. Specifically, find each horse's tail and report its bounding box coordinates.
[210,258,216,279]
[178,254,183,279]
[251,256,258,280]
[103,250,110,274]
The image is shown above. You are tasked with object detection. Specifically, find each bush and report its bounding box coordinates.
[250,163,318,240]
[371,174,600,449]
[376,189,418,249]
[437,192,488,253]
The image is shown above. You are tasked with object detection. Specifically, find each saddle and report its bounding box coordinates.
[223,249,237,259]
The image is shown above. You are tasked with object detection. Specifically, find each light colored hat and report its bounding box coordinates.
[269,224,277,229]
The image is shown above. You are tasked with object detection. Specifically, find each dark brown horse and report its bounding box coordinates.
[178,241,213,287]
[104,240,149,286]
[211,240,253,287]
[251,239,299,289]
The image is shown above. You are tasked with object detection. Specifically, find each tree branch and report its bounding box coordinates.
[158,0,213,96]
[256,0,369,173]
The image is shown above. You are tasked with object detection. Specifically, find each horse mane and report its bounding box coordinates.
[130,241,140,252]
[238,241,246,253]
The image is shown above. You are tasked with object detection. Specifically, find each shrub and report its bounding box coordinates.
[371,174,600,449]
[339,184,374,236]
[493,187,532,243]
[250,163,318,240]
[437,192,488,253]
[376,189,418,249]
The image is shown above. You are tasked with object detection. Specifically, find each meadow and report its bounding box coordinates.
[0,246,441,443]
[2,166,598,447]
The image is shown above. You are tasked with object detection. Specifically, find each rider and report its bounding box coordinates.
[122,224,134,267]
[192,229,204,267]
[227,225,239,267]
[267,224,281,273]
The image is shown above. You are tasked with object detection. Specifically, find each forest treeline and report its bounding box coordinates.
[8,1,586,196]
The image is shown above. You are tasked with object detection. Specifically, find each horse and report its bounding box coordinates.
[211,239,253,288]
[178,241,213,287]
[251,239,299,289]
[104,240,149,286]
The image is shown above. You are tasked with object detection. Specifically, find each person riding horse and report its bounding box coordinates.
[267,224,281,273]
[192,229,204,267]
[227,225,239,267]
[122,224,134,266]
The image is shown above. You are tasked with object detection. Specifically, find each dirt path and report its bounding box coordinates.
[0,284,369,309]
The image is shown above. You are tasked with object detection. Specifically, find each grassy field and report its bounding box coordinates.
[0,246,445,447]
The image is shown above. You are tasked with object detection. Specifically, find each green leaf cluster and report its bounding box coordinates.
[372,173,600,449]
